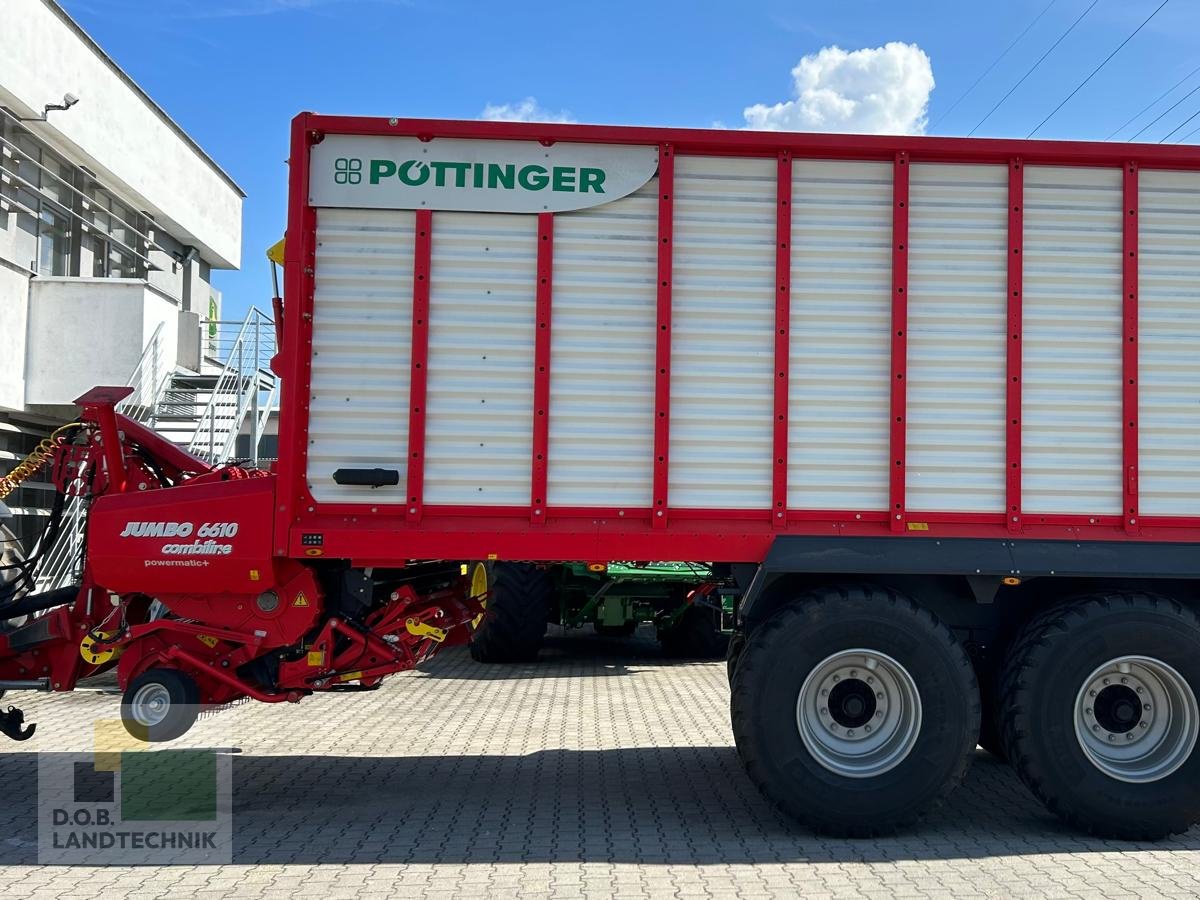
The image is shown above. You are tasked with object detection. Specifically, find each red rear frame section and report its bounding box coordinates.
[277,114,1200,565]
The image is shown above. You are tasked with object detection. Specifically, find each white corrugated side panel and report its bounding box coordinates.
[307,208,414,503]
[789,160,893,510]
[906,164,1007,512]
[669,156,776,508]
[424,212,537,505]
[548,179,658,507]
[1139,170,1200,517]
[1022,166,1123,515]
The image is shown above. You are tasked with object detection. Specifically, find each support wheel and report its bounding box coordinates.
[661,605,729,659]
[731,585,979,836]
[999,593,1200,839]
[468,562,552,663]
[121,668,199,742]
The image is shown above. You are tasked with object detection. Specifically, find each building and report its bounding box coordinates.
[0,0,244,550]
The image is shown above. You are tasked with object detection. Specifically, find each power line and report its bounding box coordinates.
[930,0,1060,130]
[1159,105,1200,142]
[1176,121,1200,143]
[1027,0,1172,137]
[968,0,1100,137]
[1106,62,1200,139]
[1128,79,1200,141]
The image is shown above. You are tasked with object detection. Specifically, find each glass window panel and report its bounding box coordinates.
[38,206,69,275]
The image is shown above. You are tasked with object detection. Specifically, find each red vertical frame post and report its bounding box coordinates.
[772,151,793,527]
[653,145,674,528]
[531,212,554,523]
[889,152,910,533]
[276,114,318,553]
[1006,159,1024,533]
[405,209,432,523]
[1123,161,1139,535]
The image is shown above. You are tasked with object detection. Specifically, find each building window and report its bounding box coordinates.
[37,205,69,276]
[1,112,155,281]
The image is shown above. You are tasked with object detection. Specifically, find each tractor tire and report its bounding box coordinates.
[468,562,552,663]
[121,668,200,743]
[594,621,638,638]
[731,585,979,837]
[999,592,1200,840]
[661,605,729,658]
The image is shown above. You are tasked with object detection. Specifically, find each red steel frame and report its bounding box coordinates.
[406,209,432,523]
[531,212,553,524]
[772,151,792,528]
[889,153,910,533]
[276,114,1200,564]
[1007,159,1024,533]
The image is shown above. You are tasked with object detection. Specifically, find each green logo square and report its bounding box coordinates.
[334,157,362,185]
[120,750,217,822]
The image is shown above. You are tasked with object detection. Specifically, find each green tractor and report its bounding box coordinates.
[466,561,733,663]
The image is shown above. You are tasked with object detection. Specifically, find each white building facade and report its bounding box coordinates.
[0,0,244,548]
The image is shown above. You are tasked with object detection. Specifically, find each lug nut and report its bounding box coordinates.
[847,729,856,736]
[864,725,872,733]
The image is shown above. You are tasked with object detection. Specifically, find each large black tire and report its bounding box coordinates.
[121,668,199,743]
[660,605,729,659]
[999,593,1200,840]
[731,585,979,836]
[468,562,552,663]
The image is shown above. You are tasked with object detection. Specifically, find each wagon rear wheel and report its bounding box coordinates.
[731,585,979,836]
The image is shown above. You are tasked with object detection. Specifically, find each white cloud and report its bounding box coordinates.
[480,97,575,124]
[743,42,934,135]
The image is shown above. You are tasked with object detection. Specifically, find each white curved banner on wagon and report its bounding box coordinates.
[310,135,659,213]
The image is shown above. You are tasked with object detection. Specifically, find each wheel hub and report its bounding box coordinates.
[1075,656,1198,783]
[796,649,921,778]
[131,683,172,728]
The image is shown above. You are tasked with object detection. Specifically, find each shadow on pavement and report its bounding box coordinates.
[417,625,719,681]
[2,746,1196,866]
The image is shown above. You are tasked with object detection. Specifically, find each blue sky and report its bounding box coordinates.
[60,0,1200,319]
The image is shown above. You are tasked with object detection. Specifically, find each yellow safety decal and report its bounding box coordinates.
[487,553,498,560]
[293,591,310,607]
[80,631,122,666]
[906,522,930,532]
[307,650,325,667]
[249,569,261,582]
[406,619,448,643]
[338,671,363,683]
[196,634,219,649]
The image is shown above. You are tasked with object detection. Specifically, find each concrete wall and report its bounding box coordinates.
[25,278,178,405]
[1,0,243,269]
[0,261,31,410]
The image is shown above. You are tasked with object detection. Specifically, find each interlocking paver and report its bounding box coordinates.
[1,627,1198,897]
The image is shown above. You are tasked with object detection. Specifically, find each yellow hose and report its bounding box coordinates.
[0,423,84,500]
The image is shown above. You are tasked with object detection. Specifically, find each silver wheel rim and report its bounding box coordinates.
[131,683,172,728]
[796,648,922,778]
[1074,655,1198,783]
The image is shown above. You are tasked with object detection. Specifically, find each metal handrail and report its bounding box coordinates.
[187,309,276,462]
[36,322,171,590]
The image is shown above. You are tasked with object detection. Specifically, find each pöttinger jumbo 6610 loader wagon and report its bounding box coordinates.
[4,114,1200,840]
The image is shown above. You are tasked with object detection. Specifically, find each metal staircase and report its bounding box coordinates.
[35,307,278,590]
[151,309,277,465]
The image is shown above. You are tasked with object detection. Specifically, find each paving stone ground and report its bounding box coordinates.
[1,626,1198,898]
